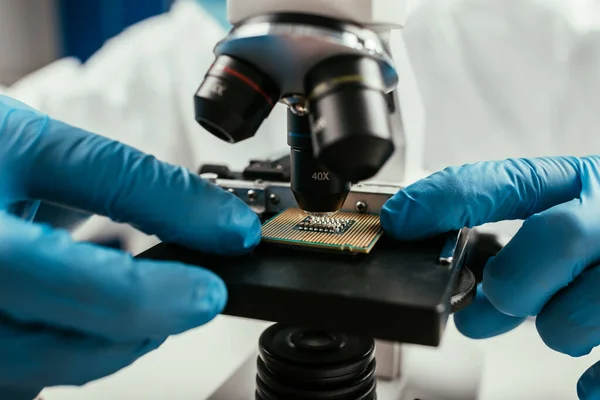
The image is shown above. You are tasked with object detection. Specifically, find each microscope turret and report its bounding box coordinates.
[194,1,403,215]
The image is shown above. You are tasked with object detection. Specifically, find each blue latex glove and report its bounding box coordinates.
[380,156,600,400]
[0,95,260,399]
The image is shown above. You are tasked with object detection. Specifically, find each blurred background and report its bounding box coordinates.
[0,0,175,86]
[2,0,600,399]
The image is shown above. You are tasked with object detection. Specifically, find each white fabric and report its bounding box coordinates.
[404,0,600,171]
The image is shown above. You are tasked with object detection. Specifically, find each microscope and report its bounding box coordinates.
[138,1,497,398]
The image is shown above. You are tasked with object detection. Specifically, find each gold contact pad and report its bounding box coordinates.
[261,208,383,254]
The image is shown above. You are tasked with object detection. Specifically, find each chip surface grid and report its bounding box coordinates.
[296,215,353,234]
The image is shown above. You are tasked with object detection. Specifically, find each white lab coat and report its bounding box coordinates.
[405,0,600,171]
[4,1,600,398]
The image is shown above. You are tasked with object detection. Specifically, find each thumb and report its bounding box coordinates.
[454,283,526,339]
[381,157,585,240]
[578,361,600,400]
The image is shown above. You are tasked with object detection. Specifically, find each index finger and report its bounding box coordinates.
[381,157,584,240]
[1,96,260,255]
[0,211,227,342]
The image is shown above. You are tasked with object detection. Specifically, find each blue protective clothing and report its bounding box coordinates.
[196,0,230,29]
[0,95,261,399]
[381,156,600,400]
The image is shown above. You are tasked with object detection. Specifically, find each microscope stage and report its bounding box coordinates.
[137,228,471,346]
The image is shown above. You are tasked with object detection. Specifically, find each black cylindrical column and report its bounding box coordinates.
[256,324,377,400]
[288,111,350,214]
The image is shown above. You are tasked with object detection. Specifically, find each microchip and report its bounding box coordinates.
[261,208,383,254]
[294,215,355,234]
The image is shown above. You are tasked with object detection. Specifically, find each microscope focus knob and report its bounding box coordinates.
[451,267,477,313]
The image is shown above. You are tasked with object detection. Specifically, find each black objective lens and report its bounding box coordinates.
[304,55,395,182]
[195,55,280,143]
[288,111,350,214]
[256,324,377,400]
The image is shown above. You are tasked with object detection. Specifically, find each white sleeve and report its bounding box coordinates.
[403,0,600,172]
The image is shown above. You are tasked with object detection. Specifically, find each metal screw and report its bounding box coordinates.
[292,103,308,115]
[281,95,308,116]
[247,190,257,202]
[269,193,280,204]
[355,201,367,213]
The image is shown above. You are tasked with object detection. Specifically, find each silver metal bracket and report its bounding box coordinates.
[201,176,402,217]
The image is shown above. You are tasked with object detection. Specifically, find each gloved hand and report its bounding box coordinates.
[0,95,261,399]
[380,156,600,400]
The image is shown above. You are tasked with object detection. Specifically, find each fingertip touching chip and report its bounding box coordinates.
[261,208,383,254]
